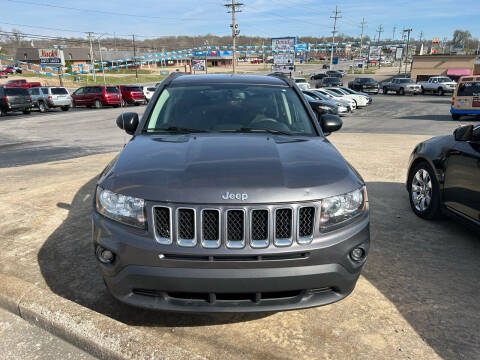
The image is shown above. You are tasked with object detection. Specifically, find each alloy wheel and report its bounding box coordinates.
[411,169,432,212]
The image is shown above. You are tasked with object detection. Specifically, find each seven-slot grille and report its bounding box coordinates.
[153,205,316,249]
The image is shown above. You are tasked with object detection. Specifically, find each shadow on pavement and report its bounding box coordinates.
[38,178,480,358]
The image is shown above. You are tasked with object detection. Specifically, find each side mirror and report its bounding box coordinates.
[116,112,139,135]
[320,114,343,135]
[454,125,473,142]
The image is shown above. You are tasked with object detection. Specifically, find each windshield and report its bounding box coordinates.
[325,78,340,83]
[324,89,341,97]
[457,82,480,96]
[311,91,331,100]
[357,78,375,83]
[437,77,453,83]
[341,87,356,94]
[145,84,317,136]
[294,78,307,83]
[397,79,413,83]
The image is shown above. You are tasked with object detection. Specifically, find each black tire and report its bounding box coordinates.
[38,102,47,113]
[0,107,6,117]
[23,109,31,115]
[134,102,140,106]
[113,104,119,108]
[399,88,405,95]
[421,86,425,95]
[383,87,388,94]
[437,88,444,96]
[451,113,461,120]
[61,106,70,111]
[94,99,102,109]
[408,161,442,220]
[121,100,127,107]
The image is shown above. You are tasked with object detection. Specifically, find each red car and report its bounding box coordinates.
[71,86,122,109]
[5,79,41,89]
[0,70,7,79]
[119,85,145,106]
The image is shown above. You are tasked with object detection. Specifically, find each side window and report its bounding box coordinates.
[147,89,171,129]
[41,88,49,95]
[74,88,84,95]
[95,87,103,94]
[30,88,38,95]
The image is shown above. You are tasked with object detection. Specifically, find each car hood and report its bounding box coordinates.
[100,134,363,204]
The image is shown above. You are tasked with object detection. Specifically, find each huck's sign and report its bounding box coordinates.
[38,48,65,66]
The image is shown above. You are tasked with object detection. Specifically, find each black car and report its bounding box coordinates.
[0,86,32,116]
[320,77,343,87]
[303,93,339,115]
[326,70,343,78]
[407,124,480,228]
[348,78,379,94]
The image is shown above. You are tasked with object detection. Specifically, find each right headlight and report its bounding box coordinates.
[96,186,146,228]
[320,186,367,230]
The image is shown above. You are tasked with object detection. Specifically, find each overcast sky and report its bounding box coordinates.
[2,0,479,41]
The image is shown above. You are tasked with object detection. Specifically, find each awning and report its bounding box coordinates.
[447,68,471,76]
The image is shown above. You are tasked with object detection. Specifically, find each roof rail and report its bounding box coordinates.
[163,71,187,86]
[266,72,293,87]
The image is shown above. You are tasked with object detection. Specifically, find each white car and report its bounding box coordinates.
[325,87,369,108]
[293,77,311,91]
[143,86,156,103]
[315,88,357,110]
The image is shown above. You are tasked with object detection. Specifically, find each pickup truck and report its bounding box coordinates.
[5,79,42,89]
[381,78,422,95]
[417,76,456,96]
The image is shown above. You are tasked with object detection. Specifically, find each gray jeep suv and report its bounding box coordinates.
[93,74,370,312]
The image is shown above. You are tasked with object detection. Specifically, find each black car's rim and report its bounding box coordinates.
[411,169,432,212]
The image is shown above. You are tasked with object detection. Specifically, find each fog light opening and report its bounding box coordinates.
[96,246,115,264]
[350,247,366,262]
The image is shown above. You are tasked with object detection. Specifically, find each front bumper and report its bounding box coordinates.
[362,87,379,94]
[405,87,422,94]
[93,210,370,313]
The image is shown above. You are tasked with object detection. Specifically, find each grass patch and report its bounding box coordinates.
[80,74,167,86]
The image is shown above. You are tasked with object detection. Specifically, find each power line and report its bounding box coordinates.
[330,5,341,68]
[225,0,243,74]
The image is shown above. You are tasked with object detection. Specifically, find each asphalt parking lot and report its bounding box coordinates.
[0,95,479,359]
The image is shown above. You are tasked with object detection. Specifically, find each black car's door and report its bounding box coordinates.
[443,126,480,222]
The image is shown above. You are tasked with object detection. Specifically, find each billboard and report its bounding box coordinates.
[271,37,296,53]
[273,53,294,65]
[192,60,206,71]
[395,47,403,60]
[271,64,295,73]
[38,48,65,66]
[369,47,381,60]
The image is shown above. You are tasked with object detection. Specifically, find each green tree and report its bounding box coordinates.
[452,29,472,52]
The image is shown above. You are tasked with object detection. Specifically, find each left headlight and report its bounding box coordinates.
[96,186,146,228]
[320,186,367,230]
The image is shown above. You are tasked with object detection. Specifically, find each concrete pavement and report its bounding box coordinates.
[0,95,479,359]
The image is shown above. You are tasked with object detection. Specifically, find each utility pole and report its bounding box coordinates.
[132,34,138,80]
[114,32,117,51]
[98,37,106,86]
[376,24,383,67]
[392,25,396,41]
[86,32,96,82]
[360,18,366,74]
[225,0,243,74]
[403,28,413,74]
[204,40,209,74]
[329,5,341,70]
[399,31,406,74]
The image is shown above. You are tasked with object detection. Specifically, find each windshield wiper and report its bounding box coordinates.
[145,126,209,134]
[220,128,293,136]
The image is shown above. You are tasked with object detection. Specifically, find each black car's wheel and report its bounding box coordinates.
[421,86,425,94]
[451,113,461,120]
[437,88,444,96]
[61,106,70,111]
[134,102,140,106]
[399,88,405,95]
[121,100,127,107]
[94,99,102,109]
[23,109,31,115]
[38,102,47,113]
[0,108,6,117]
[382,87,388,94]
[408,161,441,220]
[113,104,120,108]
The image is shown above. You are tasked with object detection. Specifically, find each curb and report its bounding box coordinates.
[0,274,206,360]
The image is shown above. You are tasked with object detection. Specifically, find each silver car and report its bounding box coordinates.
[29,86,72,112]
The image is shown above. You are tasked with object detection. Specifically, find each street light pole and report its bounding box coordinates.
[204,40,208,74]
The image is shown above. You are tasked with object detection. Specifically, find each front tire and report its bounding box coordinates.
[437,88,444,96]
[38,102,47,113]
[61,106,70,111]
[399,88,405,95]
[383,87,388,94]
[0,107,6,117]
[408,161,441,220]
[94,99,102,109]
[451,113,461,120]
[23,109,31,114]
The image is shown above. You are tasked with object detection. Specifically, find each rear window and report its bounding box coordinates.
[294,79,307,83]
[123,86,142,92]
[5,88,28,96]
[106,87,120,94]
[147,87,156,91]
[457,82,480,97]
[51,88,68,95]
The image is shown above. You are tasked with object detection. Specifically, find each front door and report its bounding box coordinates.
[444,126,480,222]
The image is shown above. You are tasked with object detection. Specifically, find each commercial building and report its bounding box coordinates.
[411,55,480,81]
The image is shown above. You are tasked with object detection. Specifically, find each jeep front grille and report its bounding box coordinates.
[152,203,319,249]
